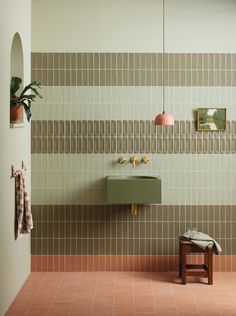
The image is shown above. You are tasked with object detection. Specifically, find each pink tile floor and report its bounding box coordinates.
[6,272,236,315]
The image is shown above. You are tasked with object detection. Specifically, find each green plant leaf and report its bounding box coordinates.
[23,102,32,121]
[10,77,42,122]
[20,81,42,98]
[19,94,36,101]
[10,77,22,96]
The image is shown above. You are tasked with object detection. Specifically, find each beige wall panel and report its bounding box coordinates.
[0,0,31,314]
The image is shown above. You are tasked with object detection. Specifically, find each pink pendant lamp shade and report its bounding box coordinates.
[154,111,174,125]
[154,0,174,126]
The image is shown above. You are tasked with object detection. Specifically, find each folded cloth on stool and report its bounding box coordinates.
[181,230,222,255]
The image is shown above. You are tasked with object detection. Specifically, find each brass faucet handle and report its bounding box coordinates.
[141,156,150,164]
[117,156,127,164]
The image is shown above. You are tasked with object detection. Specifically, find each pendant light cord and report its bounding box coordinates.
[162,0,165,114]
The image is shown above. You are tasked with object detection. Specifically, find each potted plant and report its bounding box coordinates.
[10,76,42,123]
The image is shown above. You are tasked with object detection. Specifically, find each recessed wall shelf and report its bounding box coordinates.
[10,123,24,128]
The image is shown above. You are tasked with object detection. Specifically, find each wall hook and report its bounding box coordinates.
[11,160,26,178]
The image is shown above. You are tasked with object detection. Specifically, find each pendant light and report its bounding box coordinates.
[154,0,174,126]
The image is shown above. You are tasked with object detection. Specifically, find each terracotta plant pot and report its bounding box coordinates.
[10,103,23,124]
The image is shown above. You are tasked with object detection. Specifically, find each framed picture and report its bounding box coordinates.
[197,108,226,131]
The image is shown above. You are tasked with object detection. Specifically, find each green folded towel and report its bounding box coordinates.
[181,231,222,255]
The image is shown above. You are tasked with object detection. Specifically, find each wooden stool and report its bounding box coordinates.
[179,240,213,285]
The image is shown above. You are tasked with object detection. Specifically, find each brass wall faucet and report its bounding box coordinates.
[117,155,149,168]
[129,156,138,168]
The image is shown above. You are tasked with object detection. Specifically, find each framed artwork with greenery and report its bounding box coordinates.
[197,108,226,131]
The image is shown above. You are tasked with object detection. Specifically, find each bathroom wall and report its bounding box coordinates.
[0,0,31,314]
[31,0,236,271]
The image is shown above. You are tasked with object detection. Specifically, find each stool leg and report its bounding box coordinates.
[208,249,213,285]
[180,245,187,284]
[204,249,209,279]
[179,242,182,278]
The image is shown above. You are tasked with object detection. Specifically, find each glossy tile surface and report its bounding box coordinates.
[6,272,236,315]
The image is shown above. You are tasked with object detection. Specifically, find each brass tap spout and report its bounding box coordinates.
[129,156,138,168]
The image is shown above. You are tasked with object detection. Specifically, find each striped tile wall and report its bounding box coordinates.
[31,120,236,154]
[31,205,236,256]
[31,53,236,86]
[31,52,236,271]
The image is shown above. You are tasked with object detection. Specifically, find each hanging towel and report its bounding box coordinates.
[15,170,33,239]
[181,230,222,255]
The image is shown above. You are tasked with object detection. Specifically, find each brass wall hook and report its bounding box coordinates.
[11,160,26,178]
[22,160,26,171]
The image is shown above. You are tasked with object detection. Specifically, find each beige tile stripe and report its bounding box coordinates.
[31,120,236,154]
[31,52,236,86]
[31,205,236,256]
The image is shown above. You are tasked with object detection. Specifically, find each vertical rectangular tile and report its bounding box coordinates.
[105,120,111,136]
[94,120,100,136]
[146,120,151,136]
[232,138,236,153]
[122,137,128,153]
[128,138,134,153]
[111,120,117,136]
[117,137,123,153]
[100,120,105,136]
[157,138,163,153]
[94,137,100,153]
[117,120,122,136]
[82,138,88,153]
[123,121,128,136]
[134,138,140,153]
[105,138,111,153]
[65,137,71,153]
[88,121,94,136]
[140,137,146,153]
[88,137,94,153]
[151,138,157,153]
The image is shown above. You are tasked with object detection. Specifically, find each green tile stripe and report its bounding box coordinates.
[31,120,236,154]
[31,53,236,86]
[31,205,236,256]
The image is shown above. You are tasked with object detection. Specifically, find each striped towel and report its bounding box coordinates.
[15,170,33,239]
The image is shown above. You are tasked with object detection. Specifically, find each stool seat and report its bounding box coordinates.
[179,239,213,285]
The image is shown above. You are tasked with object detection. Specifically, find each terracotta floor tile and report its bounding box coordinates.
[91,308,113,316]
[70,304,91,314]
[115,289,134,296]
[114,294,134,305]
[114,311,134,316]
[7,302,29,313]
[70,310,91,316]
[27,306,50,315]
[25,312,46,316]
[5,272,236,316]
[93,296,114,305]
[114,304,134,311]
[134,306,156,314]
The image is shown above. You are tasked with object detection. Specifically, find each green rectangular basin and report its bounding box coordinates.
[107,176,161,204]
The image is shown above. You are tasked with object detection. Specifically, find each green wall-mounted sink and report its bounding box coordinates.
[107,176,161,204]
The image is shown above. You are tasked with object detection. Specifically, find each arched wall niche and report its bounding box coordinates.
[11,32,24,79]
[10,32,24,126]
